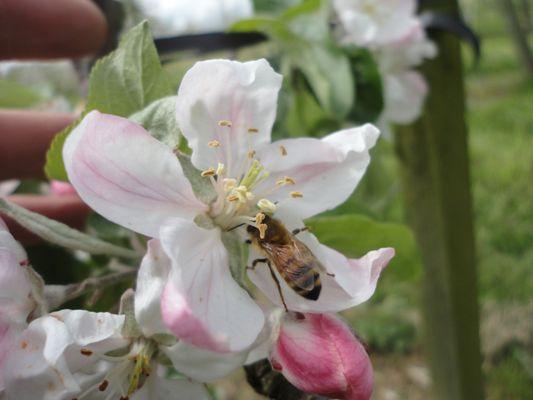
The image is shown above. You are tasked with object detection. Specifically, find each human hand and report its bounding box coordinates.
[0,0,108,243]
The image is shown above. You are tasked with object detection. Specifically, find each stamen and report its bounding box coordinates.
[248,150,256,159]
[227,194,239,202]
[80,348,93,356]
[218,120,232,127]
[279,145,287,156]
[255,212,266,224]
[276,176,296,186]
[201,168,216,177]
[290,191,303,198]
[248,127,259,133]
[208,140,221,148]
[99,380,109,392]
[257,199,277,214]
[216,163,226,176]
[258,223,268,239]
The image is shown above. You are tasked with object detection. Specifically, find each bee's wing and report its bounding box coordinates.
[263,240,321,291]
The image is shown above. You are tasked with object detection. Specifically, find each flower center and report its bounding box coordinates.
[200,123,302,234]
[75,339,156,400]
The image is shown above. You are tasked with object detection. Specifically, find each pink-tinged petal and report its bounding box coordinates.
[135,239,172,338]
[248,229,394,312]
[255,124,380,219]
[63,111,207,238]
[162,341,248,382]
[176,59,282,177]
[271,313,373,400]
[160,218,264,353]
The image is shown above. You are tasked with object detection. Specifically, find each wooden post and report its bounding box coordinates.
[394,1,484,399]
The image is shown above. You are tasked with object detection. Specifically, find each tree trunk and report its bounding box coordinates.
[501,0,533,75]
[394,1,484,399]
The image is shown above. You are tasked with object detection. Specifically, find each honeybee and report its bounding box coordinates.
[247,215,330,310]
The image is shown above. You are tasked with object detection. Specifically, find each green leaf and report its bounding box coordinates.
[221,230,249,289]
[86,21,172,115]
[0,79,43,108]
[284,74,339,137]
[308,214,422,282]
[175,152,217,205]
[349,50,384,123]
[45,21,173,181]
[130,96,180,148]
[0,198,138,259]
[44,115,84,182]
[294,44,354,119]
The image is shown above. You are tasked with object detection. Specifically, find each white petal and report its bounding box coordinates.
[63,111,206,238]
[162,341,248,382]
[131,372,210,400]
[176,59,282,177]
[135,239,172,338]
[382,71,428,124]
[0,249,33,326]
[0,218,27,264]
[0,180,19,197]
[255,124,380,219]
[3,316,80,400]
[159,218,264,353]
[248,232,394,312]
[4,311,127,400]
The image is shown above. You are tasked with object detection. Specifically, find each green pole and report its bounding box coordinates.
[395,1,484,399]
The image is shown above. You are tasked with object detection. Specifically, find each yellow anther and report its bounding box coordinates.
[258,223,268,239]
[248,150,256,159]
[255,212,266,224]
[201,168,216,177]
[208,140,221,148]
[257,199,277,214]
[227,194,239,202]
[279,145,287,156]
[276,176,296,186]
[290,191,304,198]
[216,163,226,176]
[246,192,255,201]
[218,120,232,127]
[248,127,259,133]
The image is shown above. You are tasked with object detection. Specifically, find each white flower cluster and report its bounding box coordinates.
[0,59,395,400]
[333,0,437,127]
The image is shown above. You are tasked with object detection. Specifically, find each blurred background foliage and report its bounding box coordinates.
[1,0,531,398]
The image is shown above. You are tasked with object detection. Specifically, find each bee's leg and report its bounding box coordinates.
[326,272,336,277]
[266,261,288,312]
[246,258,268,271]
[292,226,310,236]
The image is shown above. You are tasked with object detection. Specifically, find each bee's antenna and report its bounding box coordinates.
[227,223,245,232]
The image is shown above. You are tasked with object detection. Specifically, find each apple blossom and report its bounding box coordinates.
[0,218,46,393]
[333,0,419,47]
[270,312,373,400]
[133,0,253,36]
[1,242,247,399]
[63,58,394,355]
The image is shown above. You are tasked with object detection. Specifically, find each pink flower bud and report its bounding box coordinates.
[271,313,373,400]
[50,181,77,196]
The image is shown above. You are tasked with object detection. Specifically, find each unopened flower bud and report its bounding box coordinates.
[271,313,373,400]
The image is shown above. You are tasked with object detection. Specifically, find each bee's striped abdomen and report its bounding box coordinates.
[280,264,322,301]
